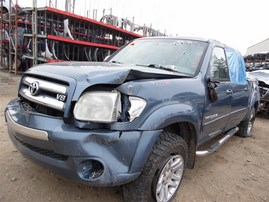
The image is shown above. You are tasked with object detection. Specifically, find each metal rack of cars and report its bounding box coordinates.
[1,0,165,74]
[21,6,142,67]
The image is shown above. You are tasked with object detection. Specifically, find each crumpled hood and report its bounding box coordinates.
[247,70,269,85]
[26,61,186,84]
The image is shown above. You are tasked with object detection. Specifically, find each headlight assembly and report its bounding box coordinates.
[74,91,121,123]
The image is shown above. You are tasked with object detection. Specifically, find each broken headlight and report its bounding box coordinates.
[128,96,147,122]
[74,91,121,123]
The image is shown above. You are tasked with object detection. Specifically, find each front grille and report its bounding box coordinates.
[15,136,68,161]
[20,100,64,117]
[19,75,69,117]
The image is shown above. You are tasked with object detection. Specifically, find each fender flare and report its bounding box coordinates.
[139,103,200,133]
[130,103,200,171]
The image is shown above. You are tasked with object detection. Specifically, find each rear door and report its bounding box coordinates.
[226,82,249,130]
[225,48,250,130]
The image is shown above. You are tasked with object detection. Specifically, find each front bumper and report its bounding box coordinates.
[5,98,161,186]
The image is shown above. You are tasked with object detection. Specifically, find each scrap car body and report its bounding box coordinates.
[247,70,269,117]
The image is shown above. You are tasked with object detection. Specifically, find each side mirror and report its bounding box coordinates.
[207,79,219,102]
[208,78,220,87]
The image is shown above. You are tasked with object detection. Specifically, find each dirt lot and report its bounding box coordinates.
[0,70,268,202]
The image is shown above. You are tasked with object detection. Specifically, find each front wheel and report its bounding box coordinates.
[123,131,188,202]
[237,107,256,137]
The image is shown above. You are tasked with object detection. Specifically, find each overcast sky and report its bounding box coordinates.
[19,0,269,55]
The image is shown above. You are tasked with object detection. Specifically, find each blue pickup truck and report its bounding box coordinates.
[5,37,260,202]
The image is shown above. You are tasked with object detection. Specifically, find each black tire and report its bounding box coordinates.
[237,107,256,137]
[123,131,188,202]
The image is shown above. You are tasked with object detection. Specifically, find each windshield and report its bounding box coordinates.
[107,38,208,75]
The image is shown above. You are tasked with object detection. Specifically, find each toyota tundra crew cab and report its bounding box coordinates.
[5,37,260,202]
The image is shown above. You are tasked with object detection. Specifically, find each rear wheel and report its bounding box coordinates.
[237,108,256,137]
[123,131,188,202]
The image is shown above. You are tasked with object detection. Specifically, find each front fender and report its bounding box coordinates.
[139,103,200,132]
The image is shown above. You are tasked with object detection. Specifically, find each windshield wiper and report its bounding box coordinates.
[136,64,179,72]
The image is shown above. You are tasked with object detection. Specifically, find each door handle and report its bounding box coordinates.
[245,87,249,91]
[226,89,233,94]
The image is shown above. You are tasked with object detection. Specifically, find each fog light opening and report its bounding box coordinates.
[80,160,104,180]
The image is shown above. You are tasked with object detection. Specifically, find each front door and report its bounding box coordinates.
[200,47,232,144]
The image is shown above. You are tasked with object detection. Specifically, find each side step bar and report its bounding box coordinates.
[196,127,239,156]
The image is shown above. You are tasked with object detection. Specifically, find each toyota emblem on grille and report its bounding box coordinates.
[29,81,39,95]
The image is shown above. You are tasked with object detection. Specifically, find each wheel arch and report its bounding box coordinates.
[163,122,197,169]
[139,104,200,169]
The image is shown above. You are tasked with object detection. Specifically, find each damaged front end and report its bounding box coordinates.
[5,61,185,186]
[5,37,205,187]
